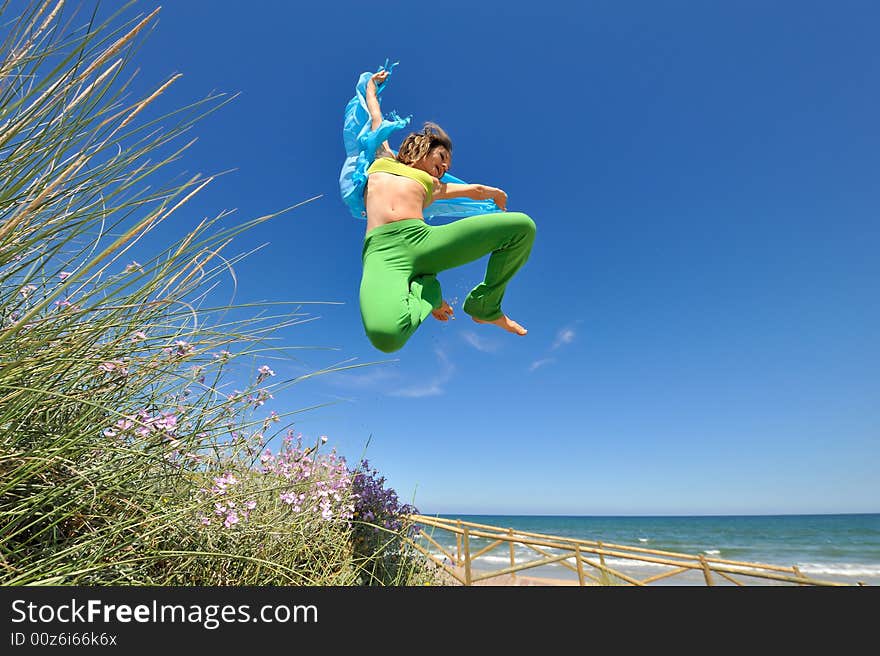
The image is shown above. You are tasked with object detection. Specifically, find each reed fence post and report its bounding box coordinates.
[698,554,714,586]
[463,527,472,586]
[575,545,586,586]
[597,541,607,569]
[456,520,462,566]
[508,528,516,580]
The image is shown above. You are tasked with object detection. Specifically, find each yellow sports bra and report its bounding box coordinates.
[366,157,434,205]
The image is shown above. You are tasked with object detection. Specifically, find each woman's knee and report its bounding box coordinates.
[506,212,536,242]
[507,211,535,231]
[366,328,407,353]
[362,313,411,353]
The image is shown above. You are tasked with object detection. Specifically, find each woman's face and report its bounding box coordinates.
[412,146,451,178]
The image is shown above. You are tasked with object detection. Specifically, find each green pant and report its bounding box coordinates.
[359,212,536,353]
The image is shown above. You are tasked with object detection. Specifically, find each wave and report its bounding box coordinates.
[424,548,880,581]
[796,562,880,577]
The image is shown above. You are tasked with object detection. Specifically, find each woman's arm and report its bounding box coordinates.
[433,182,508,211]
[366,71,394,157]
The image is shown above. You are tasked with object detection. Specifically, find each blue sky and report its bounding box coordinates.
[112,0,877,515]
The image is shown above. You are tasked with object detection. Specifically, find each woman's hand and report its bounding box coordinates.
[490,188,508,211]
[475,185,507,211]
[369,70,389,86]
[431,300,455,322]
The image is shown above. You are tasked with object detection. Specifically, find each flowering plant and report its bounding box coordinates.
[350,459,422,584]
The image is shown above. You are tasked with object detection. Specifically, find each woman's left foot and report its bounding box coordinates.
[471,314,527,335]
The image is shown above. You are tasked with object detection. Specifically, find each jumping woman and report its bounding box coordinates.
[351,68,536,353]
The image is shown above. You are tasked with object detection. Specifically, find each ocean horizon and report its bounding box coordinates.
[417,512,880,585]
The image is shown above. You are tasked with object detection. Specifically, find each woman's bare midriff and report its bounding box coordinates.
[364,171,428,233]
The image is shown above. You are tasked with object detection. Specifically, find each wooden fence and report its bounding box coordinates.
[406,514,866,586]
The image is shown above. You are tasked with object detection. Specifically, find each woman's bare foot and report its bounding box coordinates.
[471,314,527,335]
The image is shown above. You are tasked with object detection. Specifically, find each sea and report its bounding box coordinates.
[415,513,880,585]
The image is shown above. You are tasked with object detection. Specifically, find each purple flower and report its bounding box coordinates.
[350,458,419,544]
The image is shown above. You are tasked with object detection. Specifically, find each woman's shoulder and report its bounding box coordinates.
[374,143,396,160]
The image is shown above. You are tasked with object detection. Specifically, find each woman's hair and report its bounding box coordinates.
[396,122,452,165]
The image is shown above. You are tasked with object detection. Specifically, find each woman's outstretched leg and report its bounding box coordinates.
[415,212,536,334]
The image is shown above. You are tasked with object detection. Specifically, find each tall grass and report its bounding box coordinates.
[0,1,437,586]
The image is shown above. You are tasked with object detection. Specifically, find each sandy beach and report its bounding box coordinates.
[469,572,580,586]
[441,565,596,586]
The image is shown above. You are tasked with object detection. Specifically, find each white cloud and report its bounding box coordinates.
[390,346,455,397]
[391,383,444,398]
[461,330,499,353]
[552,327,576,350]
[528,357,555,372]
[324,366,399,388]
